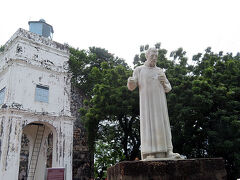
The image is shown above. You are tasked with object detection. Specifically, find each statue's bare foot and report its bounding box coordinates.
[167,151,181,159]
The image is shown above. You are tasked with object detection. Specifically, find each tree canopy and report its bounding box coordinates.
[69,47,140,178]
[0,45,4,52]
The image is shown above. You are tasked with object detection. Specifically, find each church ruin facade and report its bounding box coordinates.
[0,23,75,180]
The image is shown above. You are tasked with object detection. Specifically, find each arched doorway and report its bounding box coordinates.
[18,122,55,180]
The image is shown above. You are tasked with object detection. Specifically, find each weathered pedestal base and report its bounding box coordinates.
[107,158,227,180]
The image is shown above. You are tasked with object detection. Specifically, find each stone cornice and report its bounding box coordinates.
[4,28,69,56]
[0,108,75,122]
[0,58,71,75]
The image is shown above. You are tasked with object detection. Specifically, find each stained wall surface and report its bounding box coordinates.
[0,28,74,180]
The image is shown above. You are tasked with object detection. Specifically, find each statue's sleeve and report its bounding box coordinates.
[127,67,139,91]
[163,73,172,93]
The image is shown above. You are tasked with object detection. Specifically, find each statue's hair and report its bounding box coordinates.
[145,47,158,58]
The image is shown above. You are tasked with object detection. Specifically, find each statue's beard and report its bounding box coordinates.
[145,60,156,67]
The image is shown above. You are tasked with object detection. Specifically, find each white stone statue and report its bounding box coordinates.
[127,47,181,160]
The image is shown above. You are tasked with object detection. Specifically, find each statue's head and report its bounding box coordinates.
[145,48,158,67]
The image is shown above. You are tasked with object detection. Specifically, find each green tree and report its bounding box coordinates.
[133,44,149,67]
[80,63,140,159]
[94,123,125,179]
[0,45,4,52]
[191,48,240,179]
[69,47,127,98]
[166,48,210,158]
[69,47,141,179]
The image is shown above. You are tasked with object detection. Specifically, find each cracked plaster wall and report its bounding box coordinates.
[0,28,71,116]
[0,29,74,180]
[0,111,73,180]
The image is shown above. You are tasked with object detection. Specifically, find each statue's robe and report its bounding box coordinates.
[128,64,173,158]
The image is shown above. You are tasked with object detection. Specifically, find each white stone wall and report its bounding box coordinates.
[0,29,69,73]
[0,28,71,116]
[0,109,73,180]
[3,62,71,116]
[0,69,10,92]
[0,28,74,180]
[0,112,23,180]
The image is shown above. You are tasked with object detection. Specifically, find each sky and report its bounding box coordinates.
[1,0,240,67]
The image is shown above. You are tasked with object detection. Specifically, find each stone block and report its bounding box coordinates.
[107,158,227,180]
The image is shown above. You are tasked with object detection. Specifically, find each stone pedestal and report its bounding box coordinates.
[107,158,227,180]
